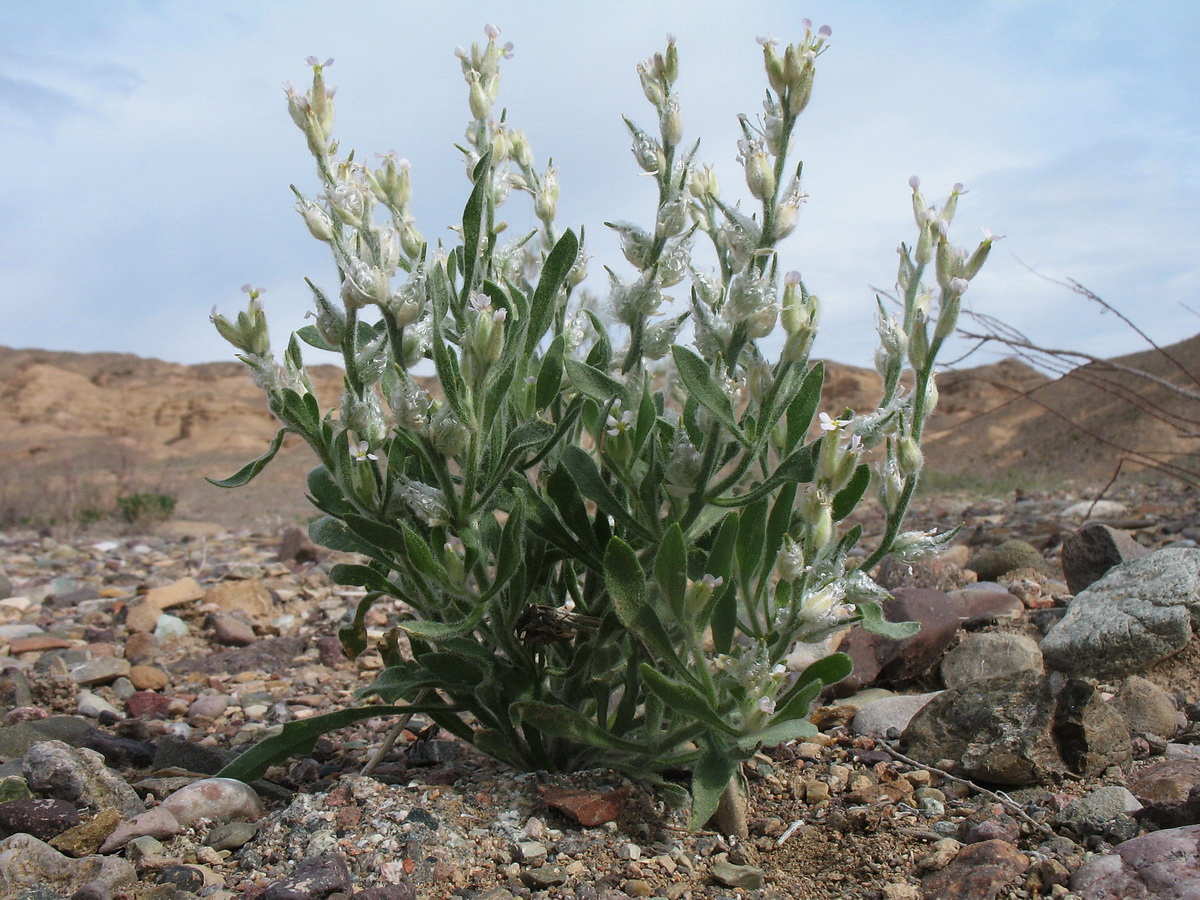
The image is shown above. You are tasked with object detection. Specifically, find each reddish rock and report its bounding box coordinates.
[1072,824,1200,899]
[539,785,629,827]
[920,839,1028,900]
[124,631,159,665]
[125,691,173,719]
[1128,758,1200,804]
[209,614,257,647]
[7,635,74,654]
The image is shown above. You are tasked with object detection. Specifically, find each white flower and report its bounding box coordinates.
[350,440,377,463]
[757,695,776,715]
[605,399,635,437]
[981,226,1006,243]
[818,411,842,432]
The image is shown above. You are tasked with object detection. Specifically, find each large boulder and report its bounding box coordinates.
[901,670,1131,785]
[1042,548,1200,679]
[1071,824,1200,900]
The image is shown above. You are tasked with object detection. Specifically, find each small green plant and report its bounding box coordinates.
[116,492,177,525]
[210,23,994,829]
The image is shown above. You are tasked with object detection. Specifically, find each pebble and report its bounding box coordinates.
[0,797,81,840]
[154,614,189,641]
[262,851,352,900]
[710,858,765,889]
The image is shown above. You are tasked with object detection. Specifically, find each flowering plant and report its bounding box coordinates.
[212,25,994,830]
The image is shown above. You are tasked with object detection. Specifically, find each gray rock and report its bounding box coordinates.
[21,741,143,817]
[1128,759,1200,804]
[1071,823,1200,899]
[0,718,91,761]
[0,833,135,897]
[1062,524,1151,595]
[1042,548,1200,679]
[901,670,1131,786]
[940,633,1043,689]
[1108,675,1185,739]
[520,864,568,888]
[967,540,1046,581]
[710,859,765,890]
[851,692,941,738]
[208,614,256,647]
[74,692,120,721]
[205,820,258,851]
[1057,786,1142,836]
[68,658,129,687]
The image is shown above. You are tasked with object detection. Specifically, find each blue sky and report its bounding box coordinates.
[2,0,1197,371]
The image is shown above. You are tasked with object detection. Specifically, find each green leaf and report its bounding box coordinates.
[401,521,449,581]
[564,357,627,406]
[329,563,398,597]
[206,428,287,488]
[654,523,688,617]
[308,516,386,560]
[858,599,920,639]
[832,464,871,521]
[561,445,646,538]
[513,701,645,753]
[217,704,450,783]
[296,323,338,352]
[535,335,566,412]
[640,664,737,736]
[604,536,646,630]
[394,606,486,641]
[306,465,354,517]
[459,150,491,301]
[786,362,825,452]
[526,228,579,354]
[772,652,853,722]
[672,346,743,441]
[735,499,768,591]
[738,717,816,751]
[689,744,736,830]
[419,651,486,688]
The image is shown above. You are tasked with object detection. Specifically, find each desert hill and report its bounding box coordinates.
[1,336,1196,529]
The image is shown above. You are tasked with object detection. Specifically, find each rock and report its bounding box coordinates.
[155,864,205,892]
[122,632,159,666]
[150,734,233,775]
[262,851,352,900]
[0,718,92,761]
[204,580,273,620]
[22,741,143,817]
[205,820,258,851]
[521,864,568,888]
[75,691,120,721]
[124,691,172,720]
[710,858,765,890]
[947,587,1025,625]
[919,839,1029,900]
[97,806,181,853]
[1063,499,1129,520]
[1108,674,1184,739]
[1042,547,1200,679]
[966,541,1046,581]
[900,671,1131,785]
[1128,759,1200,804]
[49,808,120,857]
[153,614,189,642]
[68,658,129,687]
[0,833,135,897]
[188,695,229,720]
[127,666,169,691]
[851,692,940,738]
[353,886,417,900]
[208,614,256,647]
[81,731,154,770]
[277,527,320,565]
[1071,824,1200,899]
[158,777,263,828]
[939,633,1043,689]
[1057,786,1142,836]
[0,775,33,803]
[168,636,307,677]
[538,785,629,827]
[832,588,960,694]
[0,798,81,840]
[874,555,973,592]
[1062,524,1151,594]
[144,578,205,610]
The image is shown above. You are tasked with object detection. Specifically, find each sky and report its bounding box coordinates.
[2,0,1197,373]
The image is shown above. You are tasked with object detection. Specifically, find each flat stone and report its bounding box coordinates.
[125,691,172,720]
[852,692,940,738]
[49,807,120,858]
[0,797,80,840]
[205,580,273,620]
[144,577,205,610]
[262,851,351,900]
[0,717,92,761]
[710,859,765,890]
[1108,674,1184,739]
[7,635,74,654]
[209,614,256,647]
[1128,759,1200,804]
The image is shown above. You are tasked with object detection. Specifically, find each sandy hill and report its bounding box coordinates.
[1,337,1196,529]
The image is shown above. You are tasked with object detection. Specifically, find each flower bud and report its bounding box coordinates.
[660,95,683,146]
[341,258,390,309]
[535,167,558,223]
[962,228,1003,280]
[689,164,719,199]
[758,36,787,94]
[608,220,653,269]
[684,574,723,618]
[428,402,470,457]
[467,73,490,120]
[897,436,923,478]
[509,129,534,168]
[776,534,806,582]
[740,138,776,201]
[908,314,930,370]
[636,60,664,107]
[663,35,679,84]
[774,176,807,239]
[295,197,335,243]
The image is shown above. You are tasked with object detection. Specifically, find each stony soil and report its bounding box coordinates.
[3,479,1200,899]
